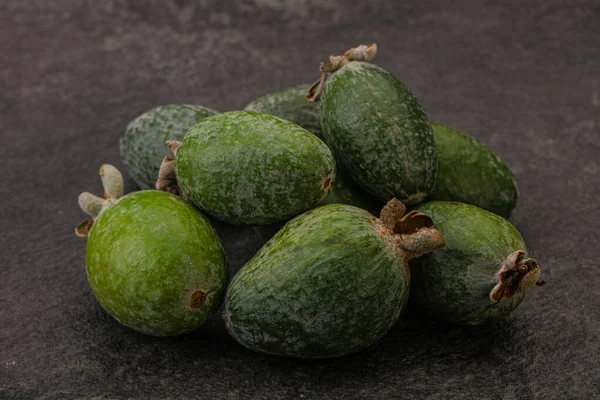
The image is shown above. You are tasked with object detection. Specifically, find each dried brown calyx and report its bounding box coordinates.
[490,250,544,303]
[377,198,446,259]
[155,140,185,197]
[306,43,377,103]
[75,164,124,238]
[189,289,207,309]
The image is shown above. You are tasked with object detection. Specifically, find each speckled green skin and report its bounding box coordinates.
[244,85,379,213]
[225,204,410,359]
[320,62,437,204]
[244,84,322,138]
[120,104,217,189]
[429,122,519,218]
[410,202,528,325]
[176,111,335,225]
[85,190,228,336]
[324,169,383,214]
[252,169,383,243]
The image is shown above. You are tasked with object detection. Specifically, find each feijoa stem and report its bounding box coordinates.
[156,140,184,197]
[378,198,446,259]
[490,250,544,303]
[306,43,377,103]
[75,165,125,238]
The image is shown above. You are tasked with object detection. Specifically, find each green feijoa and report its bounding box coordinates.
[410,201,544,326]
[225,199,445,359]
[429,122,519,218]
[120,104,217,189]
[309,44,437,205]
[252,169,383,243]
[75,165,227,337]
[244,84,322,138]
[157,111,336,225]
[243,83,379,214]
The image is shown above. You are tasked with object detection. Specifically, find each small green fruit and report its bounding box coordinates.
[310,44,437,204]
[120,104,217,189]
[244,84,322,138]
[157,111,335,225]
[76,165,228,336]
[429,122,519,217]
[244,84,380,217]
[410,201,544,325]
[225,199,445,358]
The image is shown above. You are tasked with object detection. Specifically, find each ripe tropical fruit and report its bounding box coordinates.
[224,199,446,358]
[410,201,544,325]
[308,44,437,205]
[245,83,380,241]
[120,104,217,189]
[429,122,519,218]
[244,84,322,138]
[75,165,228,336]
[244,84,379,211]
[156,111,336,225]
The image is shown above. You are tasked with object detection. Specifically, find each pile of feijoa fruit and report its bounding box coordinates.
[75,44,544,359]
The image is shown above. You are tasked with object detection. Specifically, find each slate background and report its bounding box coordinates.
[1,1,599,399]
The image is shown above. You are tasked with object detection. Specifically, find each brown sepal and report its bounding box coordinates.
[377,198,445,259]
[490,250,542,303]
[75,219,94,238]
[306,43,377,103]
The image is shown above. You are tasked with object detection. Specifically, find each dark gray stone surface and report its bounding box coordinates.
[1,1,599,399]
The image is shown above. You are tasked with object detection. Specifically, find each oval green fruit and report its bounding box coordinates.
[242,83,378,211]
[313,44,437,204]
[244,84,322,138]
[120,104,217,189]
[410,201,544,325]
[429,122,519,218]
[244,83,380,217]
[160,111,335,225]
[225,200,446,358]
[76,165,228,336]
[243,82,379,213]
